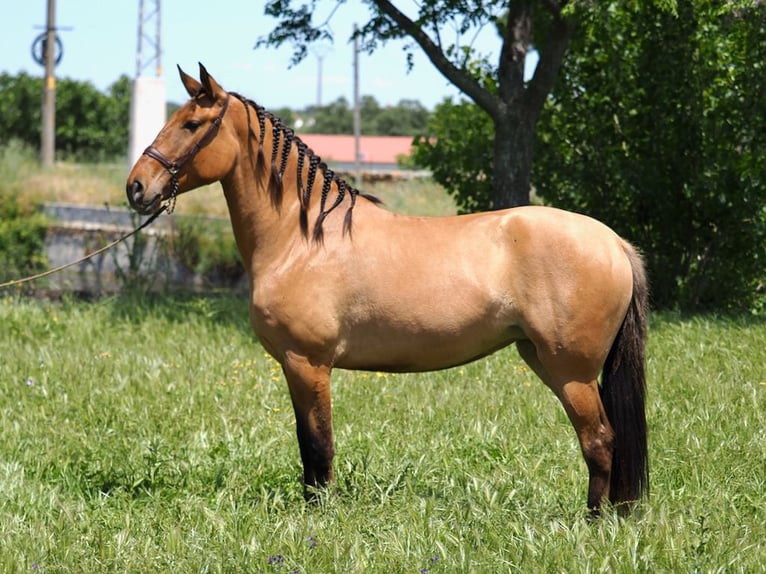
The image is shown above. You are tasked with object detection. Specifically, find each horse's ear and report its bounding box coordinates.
[198,63,226,101]
[178,65,202,98]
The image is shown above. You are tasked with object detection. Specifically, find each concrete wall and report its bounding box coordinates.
[41,203,247,296]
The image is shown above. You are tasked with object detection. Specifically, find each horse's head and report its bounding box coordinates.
[127,64,235,215]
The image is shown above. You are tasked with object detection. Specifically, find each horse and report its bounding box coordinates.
[126,64,649,514]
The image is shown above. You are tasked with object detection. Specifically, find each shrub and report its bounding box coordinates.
[0,143,48,282]
[171,216,244,287]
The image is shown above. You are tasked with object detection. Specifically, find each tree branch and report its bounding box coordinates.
[524,3,574,121]
[370,0,500,117]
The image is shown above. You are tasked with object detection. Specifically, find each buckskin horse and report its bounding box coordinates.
[126,64,649,514]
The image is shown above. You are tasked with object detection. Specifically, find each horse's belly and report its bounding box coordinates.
[335,319,525,373]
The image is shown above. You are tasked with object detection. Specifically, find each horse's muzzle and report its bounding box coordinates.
[126,179,161,215]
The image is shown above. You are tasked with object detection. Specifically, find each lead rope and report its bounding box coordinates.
[0,205,167,290]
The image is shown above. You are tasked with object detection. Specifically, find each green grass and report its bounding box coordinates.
[1,296,765,573]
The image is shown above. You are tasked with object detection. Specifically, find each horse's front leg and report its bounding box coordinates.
[281,353,335,500]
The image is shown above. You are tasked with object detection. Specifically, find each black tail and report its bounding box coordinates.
[600,243,649,507]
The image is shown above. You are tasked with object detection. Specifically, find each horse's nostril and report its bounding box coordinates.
[127,180,144,204]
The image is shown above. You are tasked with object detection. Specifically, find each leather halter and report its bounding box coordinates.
[142,93,231,213]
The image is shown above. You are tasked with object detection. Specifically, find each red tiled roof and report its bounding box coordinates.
[298,134,413,165]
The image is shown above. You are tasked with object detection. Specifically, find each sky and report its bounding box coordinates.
[2,0,511,111]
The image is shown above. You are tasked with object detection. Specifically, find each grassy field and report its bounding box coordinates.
[3,145,765,571]
[1,294,764,573]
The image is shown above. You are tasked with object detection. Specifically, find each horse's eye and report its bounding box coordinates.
[183,120,202,132]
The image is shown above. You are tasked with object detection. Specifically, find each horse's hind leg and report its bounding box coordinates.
[557,380,615,514]
[516,340,615,513]
[281,354,335,500]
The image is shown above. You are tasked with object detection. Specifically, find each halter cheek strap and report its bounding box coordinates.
[142,93,231,213]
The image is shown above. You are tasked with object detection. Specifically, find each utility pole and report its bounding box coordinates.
[311,44,331,107]
[316,52,324,106]
[353,24,361,188]
[40,0,56,168]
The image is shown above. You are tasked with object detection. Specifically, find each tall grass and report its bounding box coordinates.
[1,295,764,573]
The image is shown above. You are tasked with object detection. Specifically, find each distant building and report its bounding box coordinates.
[298,134,414,172]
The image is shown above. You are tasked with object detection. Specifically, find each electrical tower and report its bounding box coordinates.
[128,0,166,168]
[135,0,162,77]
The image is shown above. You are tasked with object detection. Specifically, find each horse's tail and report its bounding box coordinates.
[600,241,649,508]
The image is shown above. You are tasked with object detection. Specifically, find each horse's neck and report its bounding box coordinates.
[218,132,319,268]
[221,99,369,274]
[220,163,294,265]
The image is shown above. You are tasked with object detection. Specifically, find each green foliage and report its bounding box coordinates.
[0,142,49,285]
[1,296,765,571]
[533,1,766,312]
[0,72,131,161]
[0,73,41,149]
[354,96,430,136]
[56,75,132,161]
[300,97,353,134]
[294,95,430,136]
[172,217,244,286]
[412,97,494,213]
[259,0,505,69]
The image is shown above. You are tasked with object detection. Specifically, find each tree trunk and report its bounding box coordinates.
[489,0,573,209]
[492,110,535,208]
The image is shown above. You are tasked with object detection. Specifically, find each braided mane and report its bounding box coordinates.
[230,92,380,242]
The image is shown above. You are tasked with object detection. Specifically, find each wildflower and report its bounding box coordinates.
[306,534,317,549]
[25,378,33,386]
[421,555,440,572]
[267,554,284,566]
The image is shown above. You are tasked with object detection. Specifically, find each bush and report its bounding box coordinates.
[0,144,49,285]
[533,2,766,313]
[412,98,494,214]
[171,217,244,287]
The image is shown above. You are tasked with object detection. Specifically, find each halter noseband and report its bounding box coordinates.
[142,93,231,213]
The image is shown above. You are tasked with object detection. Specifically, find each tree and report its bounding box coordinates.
[412,96,494,213]
[56,76,131,161]
[302,96,354,133]
[294,95,431,136]
[372,98,430,136]
[0,73,132,161]
[533,1,766,312]
[257,0,576,208]
[0,72,43,149]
